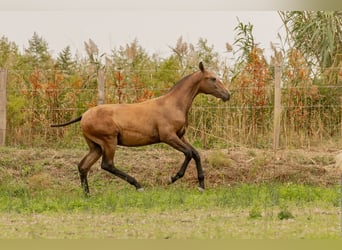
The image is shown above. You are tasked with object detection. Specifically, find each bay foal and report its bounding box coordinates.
[51,62,230,194]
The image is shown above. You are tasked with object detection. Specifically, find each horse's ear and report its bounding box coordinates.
[199,62,205,72]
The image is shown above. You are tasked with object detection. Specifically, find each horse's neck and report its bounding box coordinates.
[164,72,201,114]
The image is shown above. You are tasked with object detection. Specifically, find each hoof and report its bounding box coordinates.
[167,177,173,185]
[197,186,205,193]
[137,188,144,192]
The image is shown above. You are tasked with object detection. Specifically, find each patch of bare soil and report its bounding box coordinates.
[1,146,341,190]
[124,147,341,188]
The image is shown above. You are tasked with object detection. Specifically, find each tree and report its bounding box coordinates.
[24,32,52,69]
[56,46,76,73]
[196,38,220,71]
[279,11,342,71]
[0,36,19,68]
[169,36,195,74]
[152,56,180,93]
[111,39,151,71]
[109,39,155,103]
[169,36,220,74]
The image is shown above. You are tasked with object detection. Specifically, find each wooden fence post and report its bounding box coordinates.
[340,96,342,139]
[97,69,105,105]
[273,64,281,152]
[0,69,7,146]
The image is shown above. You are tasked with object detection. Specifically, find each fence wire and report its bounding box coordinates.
[1,67,341,149]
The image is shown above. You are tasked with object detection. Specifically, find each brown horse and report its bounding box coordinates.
[51,62,230,194]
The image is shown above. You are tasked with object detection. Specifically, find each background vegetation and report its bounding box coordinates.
[1,11,342,239]
[1,11,342,149]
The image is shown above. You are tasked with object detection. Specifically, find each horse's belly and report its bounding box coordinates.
[117,130,160,147]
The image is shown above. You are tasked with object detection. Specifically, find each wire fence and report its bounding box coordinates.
[1,67,342,150]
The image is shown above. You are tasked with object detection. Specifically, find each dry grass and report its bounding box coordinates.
[1,146,341,190]
[117,146,341,188]
[0,207,340,239]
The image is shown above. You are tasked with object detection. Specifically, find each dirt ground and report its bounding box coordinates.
[1,145,341,189]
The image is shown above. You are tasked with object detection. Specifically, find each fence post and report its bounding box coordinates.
[273,64,281,152]
[0,69,7,146]
[340,96,342,139]
[97,69,105,105]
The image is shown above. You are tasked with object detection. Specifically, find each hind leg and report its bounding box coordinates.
[78,138,102,195]
[100,135,143,191]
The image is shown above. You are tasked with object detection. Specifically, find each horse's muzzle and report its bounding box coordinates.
[221,92,230,102]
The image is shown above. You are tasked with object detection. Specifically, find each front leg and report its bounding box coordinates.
[163,134,192,184]
[182,137,205,192]
[164,135,204,191]
[169,149,192,184]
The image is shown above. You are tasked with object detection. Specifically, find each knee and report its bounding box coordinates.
[78,164,88,176]
[183,149,193,159]
[192,149,200,160]
[101,159,112,171]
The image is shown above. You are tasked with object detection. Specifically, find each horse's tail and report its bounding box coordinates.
[50,116,82,127]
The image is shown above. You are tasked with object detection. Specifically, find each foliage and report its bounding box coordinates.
[23,32,53,70]
[279,11,342,71]
[0,36,19,68]
[2,13,342,148]
[248,205,262,219]
[233,19,255,65]
[56,46,76,74]
[279,11,342,145]
[279,11,342,89]
[229,20,273,146]
[277,207,295,220]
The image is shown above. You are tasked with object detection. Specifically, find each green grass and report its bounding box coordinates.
[0,183,340,239]
[0,183,339,213]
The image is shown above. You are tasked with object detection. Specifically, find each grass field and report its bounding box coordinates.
[0,147,341,239]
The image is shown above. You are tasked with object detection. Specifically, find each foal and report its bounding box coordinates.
[51,62,230,194]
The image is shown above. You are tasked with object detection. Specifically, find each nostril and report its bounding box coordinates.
[224,92,230,101]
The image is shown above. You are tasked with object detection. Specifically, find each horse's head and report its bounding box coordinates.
[198,62,230,102]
